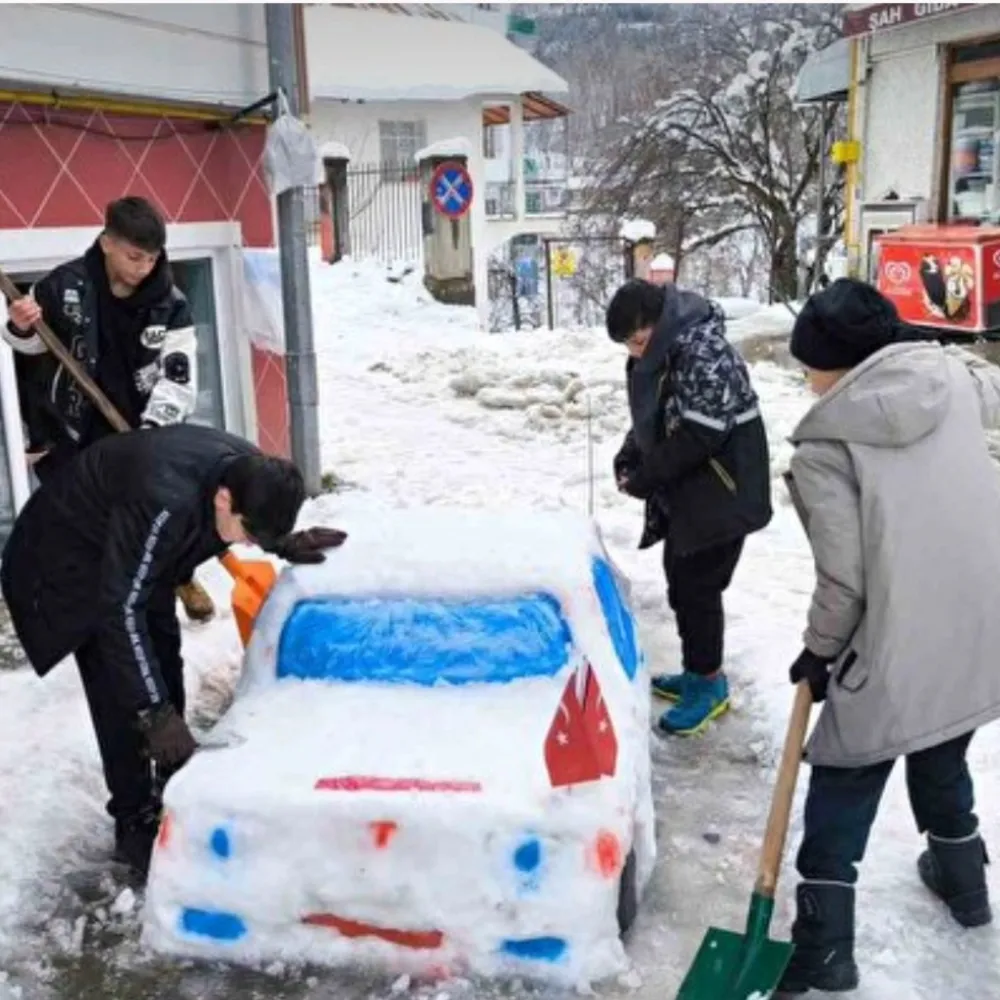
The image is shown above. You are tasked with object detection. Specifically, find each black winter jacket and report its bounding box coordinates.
[614,288,772,556]
[0,425,259,714]
[3,242,197,452]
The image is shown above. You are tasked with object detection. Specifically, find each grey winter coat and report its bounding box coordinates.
[787,342,1000,768]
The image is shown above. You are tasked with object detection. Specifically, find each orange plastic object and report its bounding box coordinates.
[219,551,278,646]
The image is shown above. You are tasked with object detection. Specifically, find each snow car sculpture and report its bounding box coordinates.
[143,507,656,987]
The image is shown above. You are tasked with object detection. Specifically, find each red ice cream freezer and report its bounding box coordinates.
[874,224,1000,335]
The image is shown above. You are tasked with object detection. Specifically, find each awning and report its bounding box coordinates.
[795,37,851,104]
[482,93,571,126]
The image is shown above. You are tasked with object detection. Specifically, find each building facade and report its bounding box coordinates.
[0,3,293,545]
[838,3,1000,277]
[303,3,570,328]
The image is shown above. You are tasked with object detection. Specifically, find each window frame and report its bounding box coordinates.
[936,33,1000,221]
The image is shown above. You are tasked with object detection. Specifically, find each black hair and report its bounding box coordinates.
[220,454,306,550]
[104,196,167,254]
[605,278,665,343]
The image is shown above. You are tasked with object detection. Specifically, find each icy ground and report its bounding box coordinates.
[1,259,999,999]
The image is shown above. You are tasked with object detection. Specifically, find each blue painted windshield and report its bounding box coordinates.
[276,593,573,686]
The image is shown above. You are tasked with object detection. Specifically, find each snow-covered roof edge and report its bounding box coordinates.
[304,5,568,104]
[414,136,472,163]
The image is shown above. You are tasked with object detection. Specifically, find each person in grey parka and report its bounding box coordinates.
[775,279,1000,997]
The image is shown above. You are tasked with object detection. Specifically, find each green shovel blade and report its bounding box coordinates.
[675,893,795,1000]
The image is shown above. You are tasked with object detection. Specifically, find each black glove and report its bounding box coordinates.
[136,704,198,771]
[790,648,834,703]
[273,526,348,564]
[618,465,658,500]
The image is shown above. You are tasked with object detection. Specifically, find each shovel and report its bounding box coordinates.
[675,680,813,1000]
[0,267,277,643]
[218,551,277,646]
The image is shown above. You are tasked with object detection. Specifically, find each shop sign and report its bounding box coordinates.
[842,3,976,38]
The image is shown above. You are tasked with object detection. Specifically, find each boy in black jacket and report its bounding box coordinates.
[0,424,346,878]
[607,279,772,735]
[3,196,215,623]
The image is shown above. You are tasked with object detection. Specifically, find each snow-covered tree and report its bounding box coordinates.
[567,3,842,301]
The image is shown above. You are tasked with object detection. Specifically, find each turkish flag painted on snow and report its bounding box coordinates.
[544,661,618,787]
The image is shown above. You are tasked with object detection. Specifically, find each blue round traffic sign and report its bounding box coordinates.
[430,160,474,219]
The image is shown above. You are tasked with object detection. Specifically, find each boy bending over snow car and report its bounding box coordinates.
[606,279,772,737]
[0,423,346,880]
[775,278,1000,996]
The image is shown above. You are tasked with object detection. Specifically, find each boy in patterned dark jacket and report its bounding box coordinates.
[607,279,772,735]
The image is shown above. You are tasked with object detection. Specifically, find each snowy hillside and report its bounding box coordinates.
[0,259,997,1000]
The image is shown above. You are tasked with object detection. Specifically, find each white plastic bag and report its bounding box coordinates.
[264,90,320,196]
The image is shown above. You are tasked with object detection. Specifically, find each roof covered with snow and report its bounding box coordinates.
[303,6,569,102]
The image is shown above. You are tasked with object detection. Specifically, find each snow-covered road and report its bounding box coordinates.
[0,260,998,999]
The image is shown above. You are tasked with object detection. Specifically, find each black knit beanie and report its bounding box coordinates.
[790,278,903,371]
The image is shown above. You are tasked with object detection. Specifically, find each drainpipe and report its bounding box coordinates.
[844,37,861,278]
[265,2,322,495]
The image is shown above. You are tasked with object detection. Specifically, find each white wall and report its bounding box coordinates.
[0,3,268,107]
[309,99,482,167]
[861,6,1000,206]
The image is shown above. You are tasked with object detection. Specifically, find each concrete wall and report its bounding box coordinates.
[861,6,1000,206]
[0,3,268,107]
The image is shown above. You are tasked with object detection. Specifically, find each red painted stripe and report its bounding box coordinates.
[302,912,443,950]
[314,776,482,793]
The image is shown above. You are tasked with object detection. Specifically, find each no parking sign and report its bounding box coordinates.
[430,160,474,220]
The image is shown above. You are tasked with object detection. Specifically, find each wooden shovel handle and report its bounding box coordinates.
[0,266,131,433]
[754,680,814,899]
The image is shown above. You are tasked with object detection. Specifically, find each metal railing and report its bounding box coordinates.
[485,178,569,220]
[306,161,425,264]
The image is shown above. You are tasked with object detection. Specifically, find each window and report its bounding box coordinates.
[942,38,1000,223]
[379,120,427,182]
[171,259,226,430]
[483,124,499,159]
[276,593,573,685]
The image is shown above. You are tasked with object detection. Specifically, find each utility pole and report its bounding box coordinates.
[265,3,321,495]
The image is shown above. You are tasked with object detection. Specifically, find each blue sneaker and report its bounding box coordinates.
[651,672,686,702]
[658,673,730,736]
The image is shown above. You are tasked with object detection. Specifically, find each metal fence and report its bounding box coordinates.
[342,162,423,264]
[485,179,571,220]
[305,162,425,265]
[488,234,630,333]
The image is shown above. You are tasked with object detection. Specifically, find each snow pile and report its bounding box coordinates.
[143,508,655,988]
[619,219,656,243]
[727,302,798,343]
[310,256,480,363]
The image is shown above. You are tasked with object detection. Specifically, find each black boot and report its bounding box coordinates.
[775,882,860,996]
[114,804,162,881]
[918,831,992,928]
